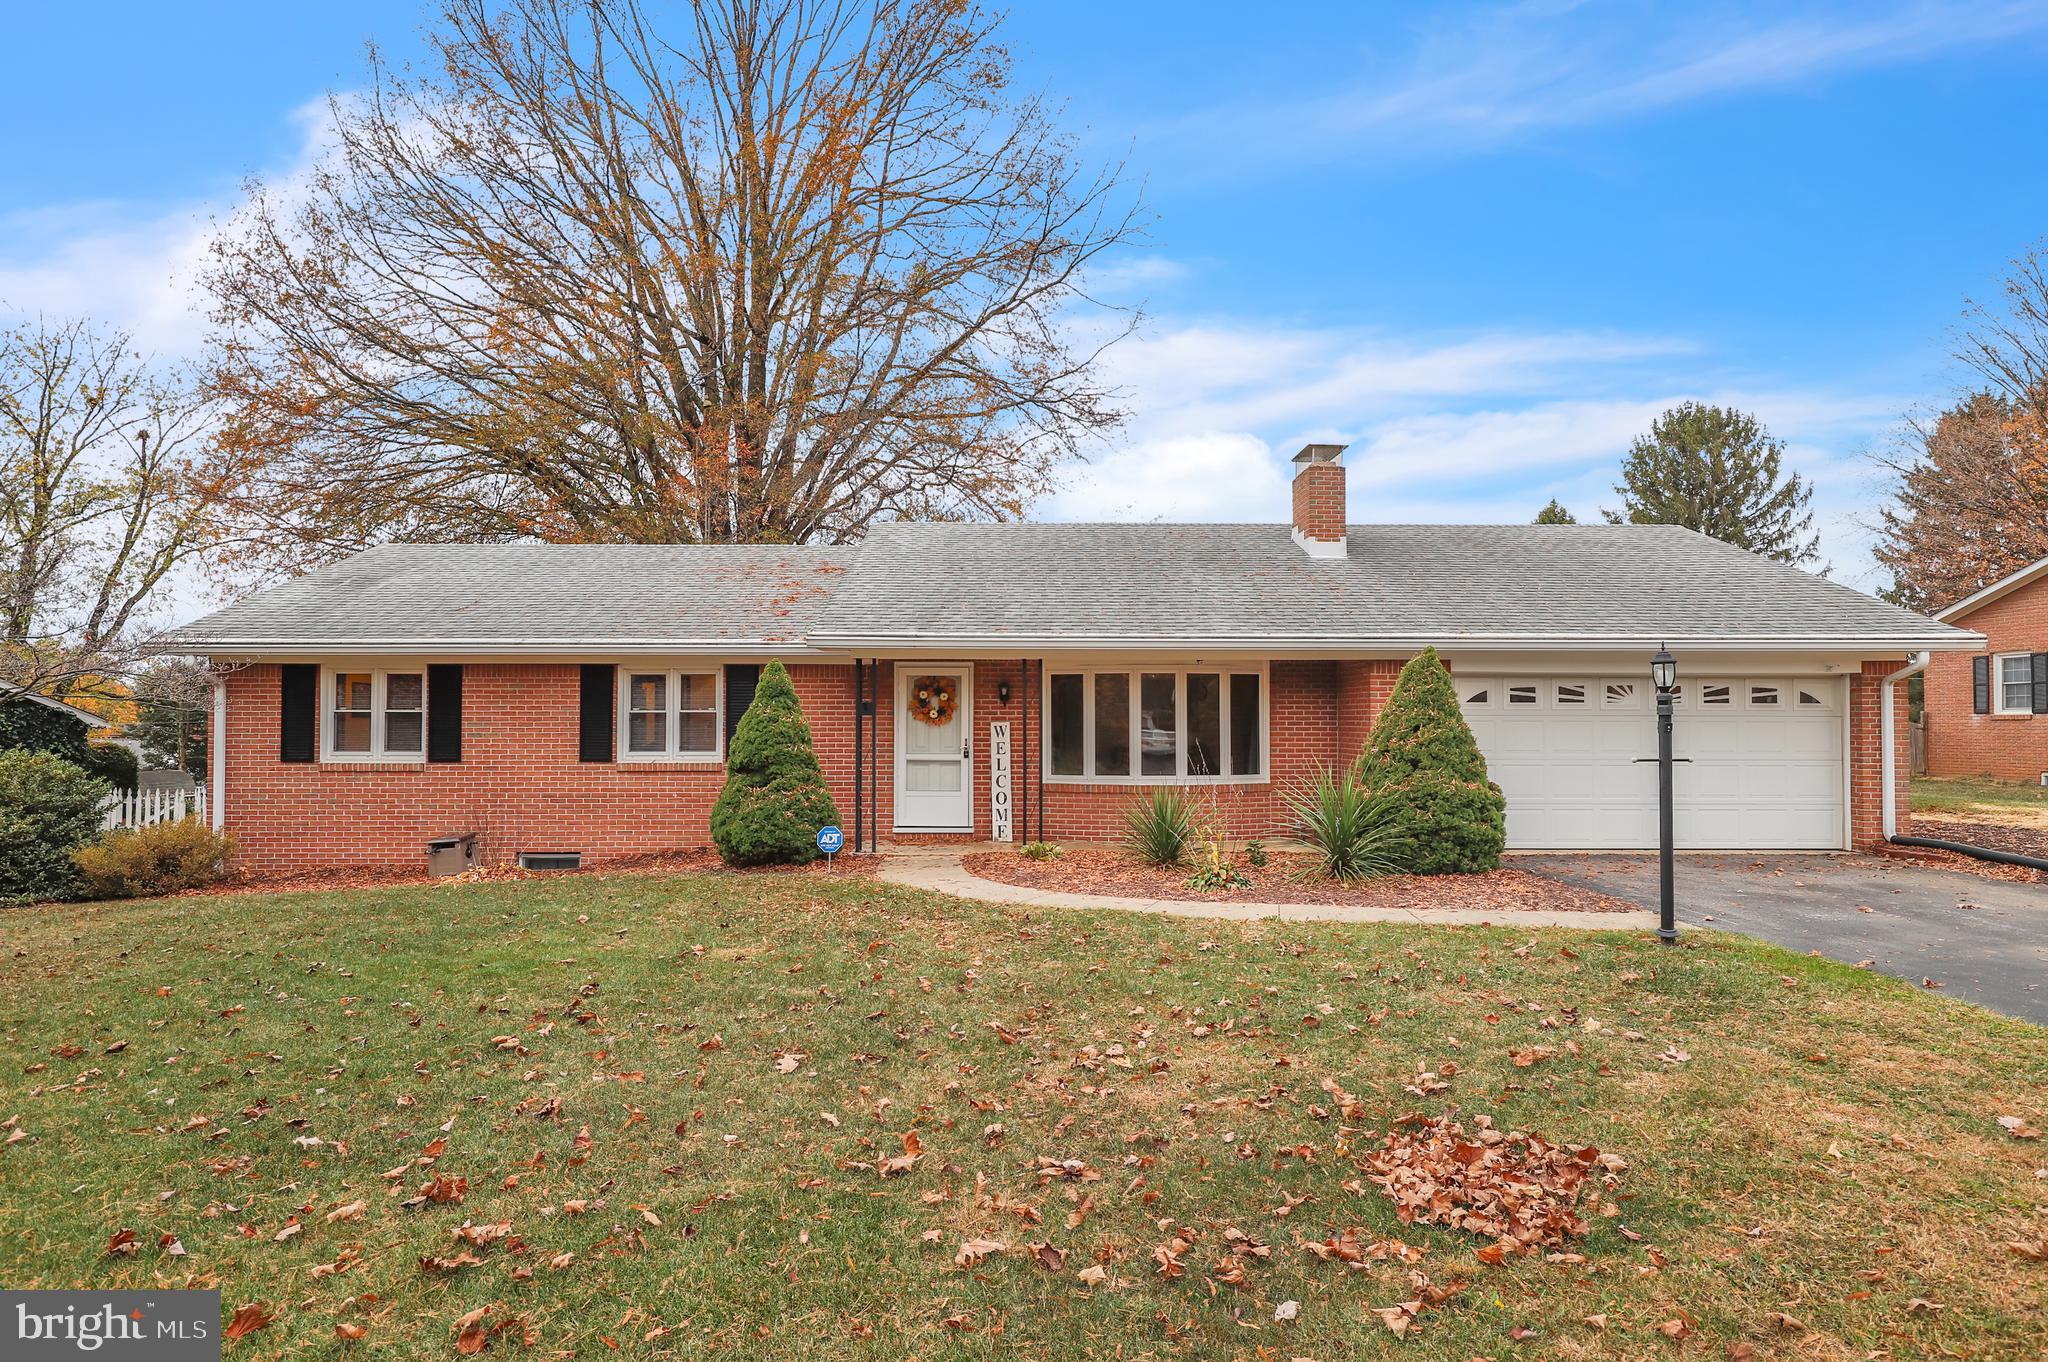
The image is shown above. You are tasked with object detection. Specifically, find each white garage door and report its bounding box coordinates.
[1457,675,1846,850]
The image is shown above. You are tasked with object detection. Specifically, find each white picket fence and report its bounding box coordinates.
[101,786,207,830]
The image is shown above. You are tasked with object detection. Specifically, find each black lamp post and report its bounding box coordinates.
[1651,647,1678,943]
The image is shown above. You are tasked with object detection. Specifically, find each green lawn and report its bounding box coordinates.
[1913,775,2048,824]
[3,870,2044,1360]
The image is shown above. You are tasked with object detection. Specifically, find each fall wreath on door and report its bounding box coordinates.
[909,675,959,726]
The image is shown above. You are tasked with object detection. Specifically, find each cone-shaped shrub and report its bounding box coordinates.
[710,661,842,866]
[1354,647,1506,874]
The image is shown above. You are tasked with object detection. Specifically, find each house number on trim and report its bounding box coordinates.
[988,721,1013,843]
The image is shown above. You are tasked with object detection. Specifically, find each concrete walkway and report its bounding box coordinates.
[878,844,1657,930]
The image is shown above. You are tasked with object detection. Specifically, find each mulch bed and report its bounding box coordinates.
[960,847,1640,912]
[1901,818,2048,884]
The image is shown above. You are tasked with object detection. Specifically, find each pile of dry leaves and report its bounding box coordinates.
[1362,1112,1626,1262]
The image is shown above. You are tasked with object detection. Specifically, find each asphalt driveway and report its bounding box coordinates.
[1519,853,2048,1024]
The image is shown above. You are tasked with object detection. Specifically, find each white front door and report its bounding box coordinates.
[895,665,974,831]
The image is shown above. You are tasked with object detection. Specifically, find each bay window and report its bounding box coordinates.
[621,669,721,760]
[324,668,425,761]
[1044,666,1266,783]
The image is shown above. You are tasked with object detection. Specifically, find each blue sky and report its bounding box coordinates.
[4,1,2046,601]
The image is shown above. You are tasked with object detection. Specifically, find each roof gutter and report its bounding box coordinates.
[171,640,835,658]
[802,631,1985,653]
[1880,651,1930,840]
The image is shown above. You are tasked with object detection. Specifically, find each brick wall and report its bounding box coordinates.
[1336,659,1403,759]
[215,657,1394,872]
[1847,659,1912,848]
[218,662,864,875]
[1924,584,2048,780]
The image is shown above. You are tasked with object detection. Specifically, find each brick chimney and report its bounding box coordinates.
[1290,443,1349,558]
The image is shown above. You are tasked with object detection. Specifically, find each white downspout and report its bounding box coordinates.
[210,677,226,833]
[1879,651,1930,840]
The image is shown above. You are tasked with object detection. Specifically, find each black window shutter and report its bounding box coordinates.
[723,664,761,750]
[579,664,615,762]
[1972,655,1991,714]
[427,664,463,762]
[279,664,317,762]
[2033,653,2048,715]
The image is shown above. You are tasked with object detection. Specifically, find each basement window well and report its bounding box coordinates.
[518,852,583,872]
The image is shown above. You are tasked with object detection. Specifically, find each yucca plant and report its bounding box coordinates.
[1121,786,1196,866]
[1284,765,1408,881]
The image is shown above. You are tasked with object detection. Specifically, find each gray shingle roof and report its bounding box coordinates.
[172,544,853,647]
[171,523,1975,653]
[808,522,1973,649]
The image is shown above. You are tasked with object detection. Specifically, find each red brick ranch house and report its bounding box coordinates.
[173,447,1979,877]
[1924,552,2048,782]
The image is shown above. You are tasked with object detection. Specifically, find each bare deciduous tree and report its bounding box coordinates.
[1873,244,2048,609]
[0,318,222,693]
[203,0,1144,576]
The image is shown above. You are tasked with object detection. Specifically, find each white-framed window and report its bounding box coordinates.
[620,669,722,761]
[1043,666,1267,783]
[1995,653,2036,714]
[322,667,425,762]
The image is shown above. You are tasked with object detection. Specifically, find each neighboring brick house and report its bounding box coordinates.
[1926,555,2048,781]
[172,446,1978,876]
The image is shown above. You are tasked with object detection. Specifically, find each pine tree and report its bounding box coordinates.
[709,660,841,866]
[1605,402,1819,565]
[1534,499,1577,524]
[1354,648,1506,875]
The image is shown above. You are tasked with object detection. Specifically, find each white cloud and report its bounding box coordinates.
[0,201,217,358]
[1049,314,1906,586]
[1154,0,2048,169]
[1045,431,1291,522]
[1083,254,1193,297]
[0,98,339,360]
[1086,318,1695,440]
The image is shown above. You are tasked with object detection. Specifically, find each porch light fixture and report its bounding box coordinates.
[998,679,1012,705]
[1651,648,1677,691]
[1651,647,1678,944]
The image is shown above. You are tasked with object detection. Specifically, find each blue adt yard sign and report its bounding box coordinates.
[816,825,843,860]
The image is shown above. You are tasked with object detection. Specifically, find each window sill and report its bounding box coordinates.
[1988,712,2038,721]
[317,759,426,771]
[1041,775,1270,788]
[616,757,725,769]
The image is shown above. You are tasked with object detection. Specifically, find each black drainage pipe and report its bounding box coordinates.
[1889,835,2048,873]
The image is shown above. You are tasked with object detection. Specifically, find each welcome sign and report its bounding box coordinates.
[988,720,1013,842]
